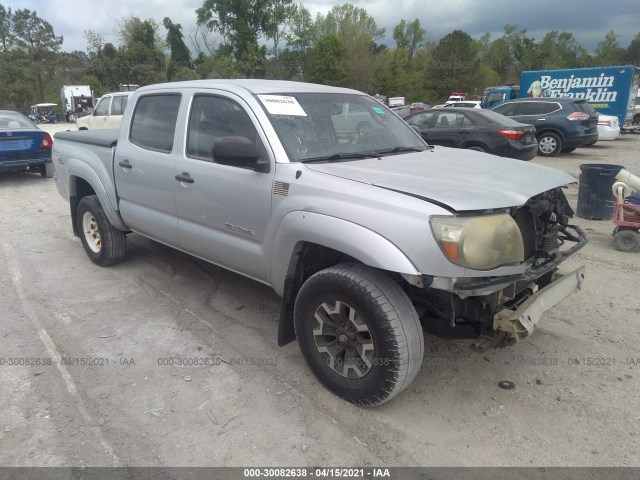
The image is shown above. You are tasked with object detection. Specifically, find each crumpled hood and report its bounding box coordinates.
[304,148,576,211]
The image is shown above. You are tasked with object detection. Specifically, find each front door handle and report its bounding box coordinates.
[118,160,132,169]
[175,173,194,184]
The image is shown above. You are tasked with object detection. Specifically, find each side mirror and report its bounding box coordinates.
[411,125,423,135]
[212,136,269,173]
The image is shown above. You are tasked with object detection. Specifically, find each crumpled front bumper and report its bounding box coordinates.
[493,266,585,341]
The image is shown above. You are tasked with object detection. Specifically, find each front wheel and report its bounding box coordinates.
[294,263,424,406]
[537,132,562,156]
[77,195,127,266]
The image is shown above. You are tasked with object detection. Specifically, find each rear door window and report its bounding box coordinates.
[406,111,434,127]
[517,102,549,116]
[574,101,596,115]
[493,102,518,116]
[110,96,127,116]
[94,97,110,116]
[130,94,181,153]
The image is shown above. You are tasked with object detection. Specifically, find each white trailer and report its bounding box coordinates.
[61,85,94,122]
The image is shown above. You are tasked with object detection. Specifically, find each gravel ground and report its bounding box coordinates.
[0,123,639,467]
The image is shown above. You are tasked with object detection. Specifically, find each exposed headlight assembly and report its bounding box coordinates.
[430,214,524,270]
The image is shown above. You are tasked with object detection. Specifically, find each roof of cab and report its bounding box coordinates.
[134,79,363,96]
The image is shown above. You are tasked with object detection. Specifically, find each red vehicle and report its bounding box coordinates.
[613,199,640,252]
[612,170,640,252]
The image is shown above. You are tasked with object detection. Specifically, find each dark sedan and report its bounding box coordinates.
[0,110,54,177]
[405,107,538,160]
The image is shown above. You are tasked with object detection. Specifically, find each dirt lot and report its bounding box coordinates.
[1,123,639,468]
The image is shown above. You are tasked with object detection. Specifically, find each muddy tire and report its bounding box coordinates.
[294,263,423,407]
[77,195,126,266]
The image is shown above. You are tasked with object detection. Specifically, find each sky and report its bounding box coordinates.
[5,0,640,55]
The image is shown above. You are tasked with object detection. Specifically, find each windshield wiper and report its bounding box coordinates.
[374,146,430,155]
[300,152,381,163]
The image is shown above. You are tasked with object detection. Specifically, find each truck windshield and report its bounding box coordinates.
[256,92,427,162]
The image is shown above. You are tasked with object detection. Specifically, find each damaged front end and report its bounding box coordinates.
[408,187,587,351]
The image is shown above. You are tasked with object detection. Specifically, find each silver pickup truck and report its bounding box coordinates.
[52,80,586,406]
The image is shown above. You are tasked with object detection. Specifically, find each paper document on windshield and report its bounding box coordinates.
[258,95,307,116]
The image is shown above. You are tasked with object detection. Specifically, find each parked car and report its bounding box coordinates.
[410,102,431,114]
[592,113,620,143]
[492,98,599,157]
[404,107,538,160]
[0,110,54,177]
[444,101,482,109]
[76,91,133,130]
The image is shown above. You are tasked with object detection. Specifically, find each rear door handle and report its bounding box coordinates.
[118,160,132,169]
[175,173,194,184]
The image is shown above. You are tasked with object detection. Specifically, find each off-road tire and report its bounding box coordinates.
[77,195,126,266]
[294,263,424,406]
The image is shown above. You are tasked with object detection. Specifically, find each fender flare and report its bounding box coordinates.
[270,211,419,297]
[271,211,420,345]
[66,157,128,232]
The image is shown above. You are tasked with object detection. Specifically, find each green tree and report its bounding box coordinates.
[263,0,295,57]
[392,19,425,60]
[536,31,588,69]
[163,17,193,81]
[196,0,272,76]
[9,8,63,102]
[594,30,625,65]
[314,5,384,90]
[0,5,12,51]
[285,4,315,54]
[625,32,640,65]
[304,34,347,85]
[315,4,385,44]
[428,30,478,100]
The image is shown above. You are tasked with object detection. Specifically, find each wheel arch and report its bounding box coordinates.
[536,127,565,141]
[463,141,489,151]
[66,159,128,236]
[272,211,419,345]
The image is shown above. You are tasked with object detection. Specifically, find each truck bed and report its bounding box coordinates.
[54,129,119,148]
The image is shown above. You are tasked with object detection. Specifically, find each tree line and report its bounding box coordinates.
[1,1,639,112]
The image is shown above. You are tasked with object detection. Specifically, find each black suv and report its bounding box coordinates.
[492,98,599,156]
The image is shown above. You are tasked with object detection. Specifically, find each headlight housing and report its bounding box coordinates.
[430,214,524,270]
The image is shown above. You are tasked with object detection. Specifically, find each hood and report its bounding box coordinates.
[303,148,576,212]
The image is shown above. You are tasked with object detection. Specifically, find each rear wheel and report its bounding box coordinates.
[537,132,562,156]
[294,263,424,406]
[77,195,127,266]
[467,145,486,153]
[40,162,54,178]
[613,229,640,252]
